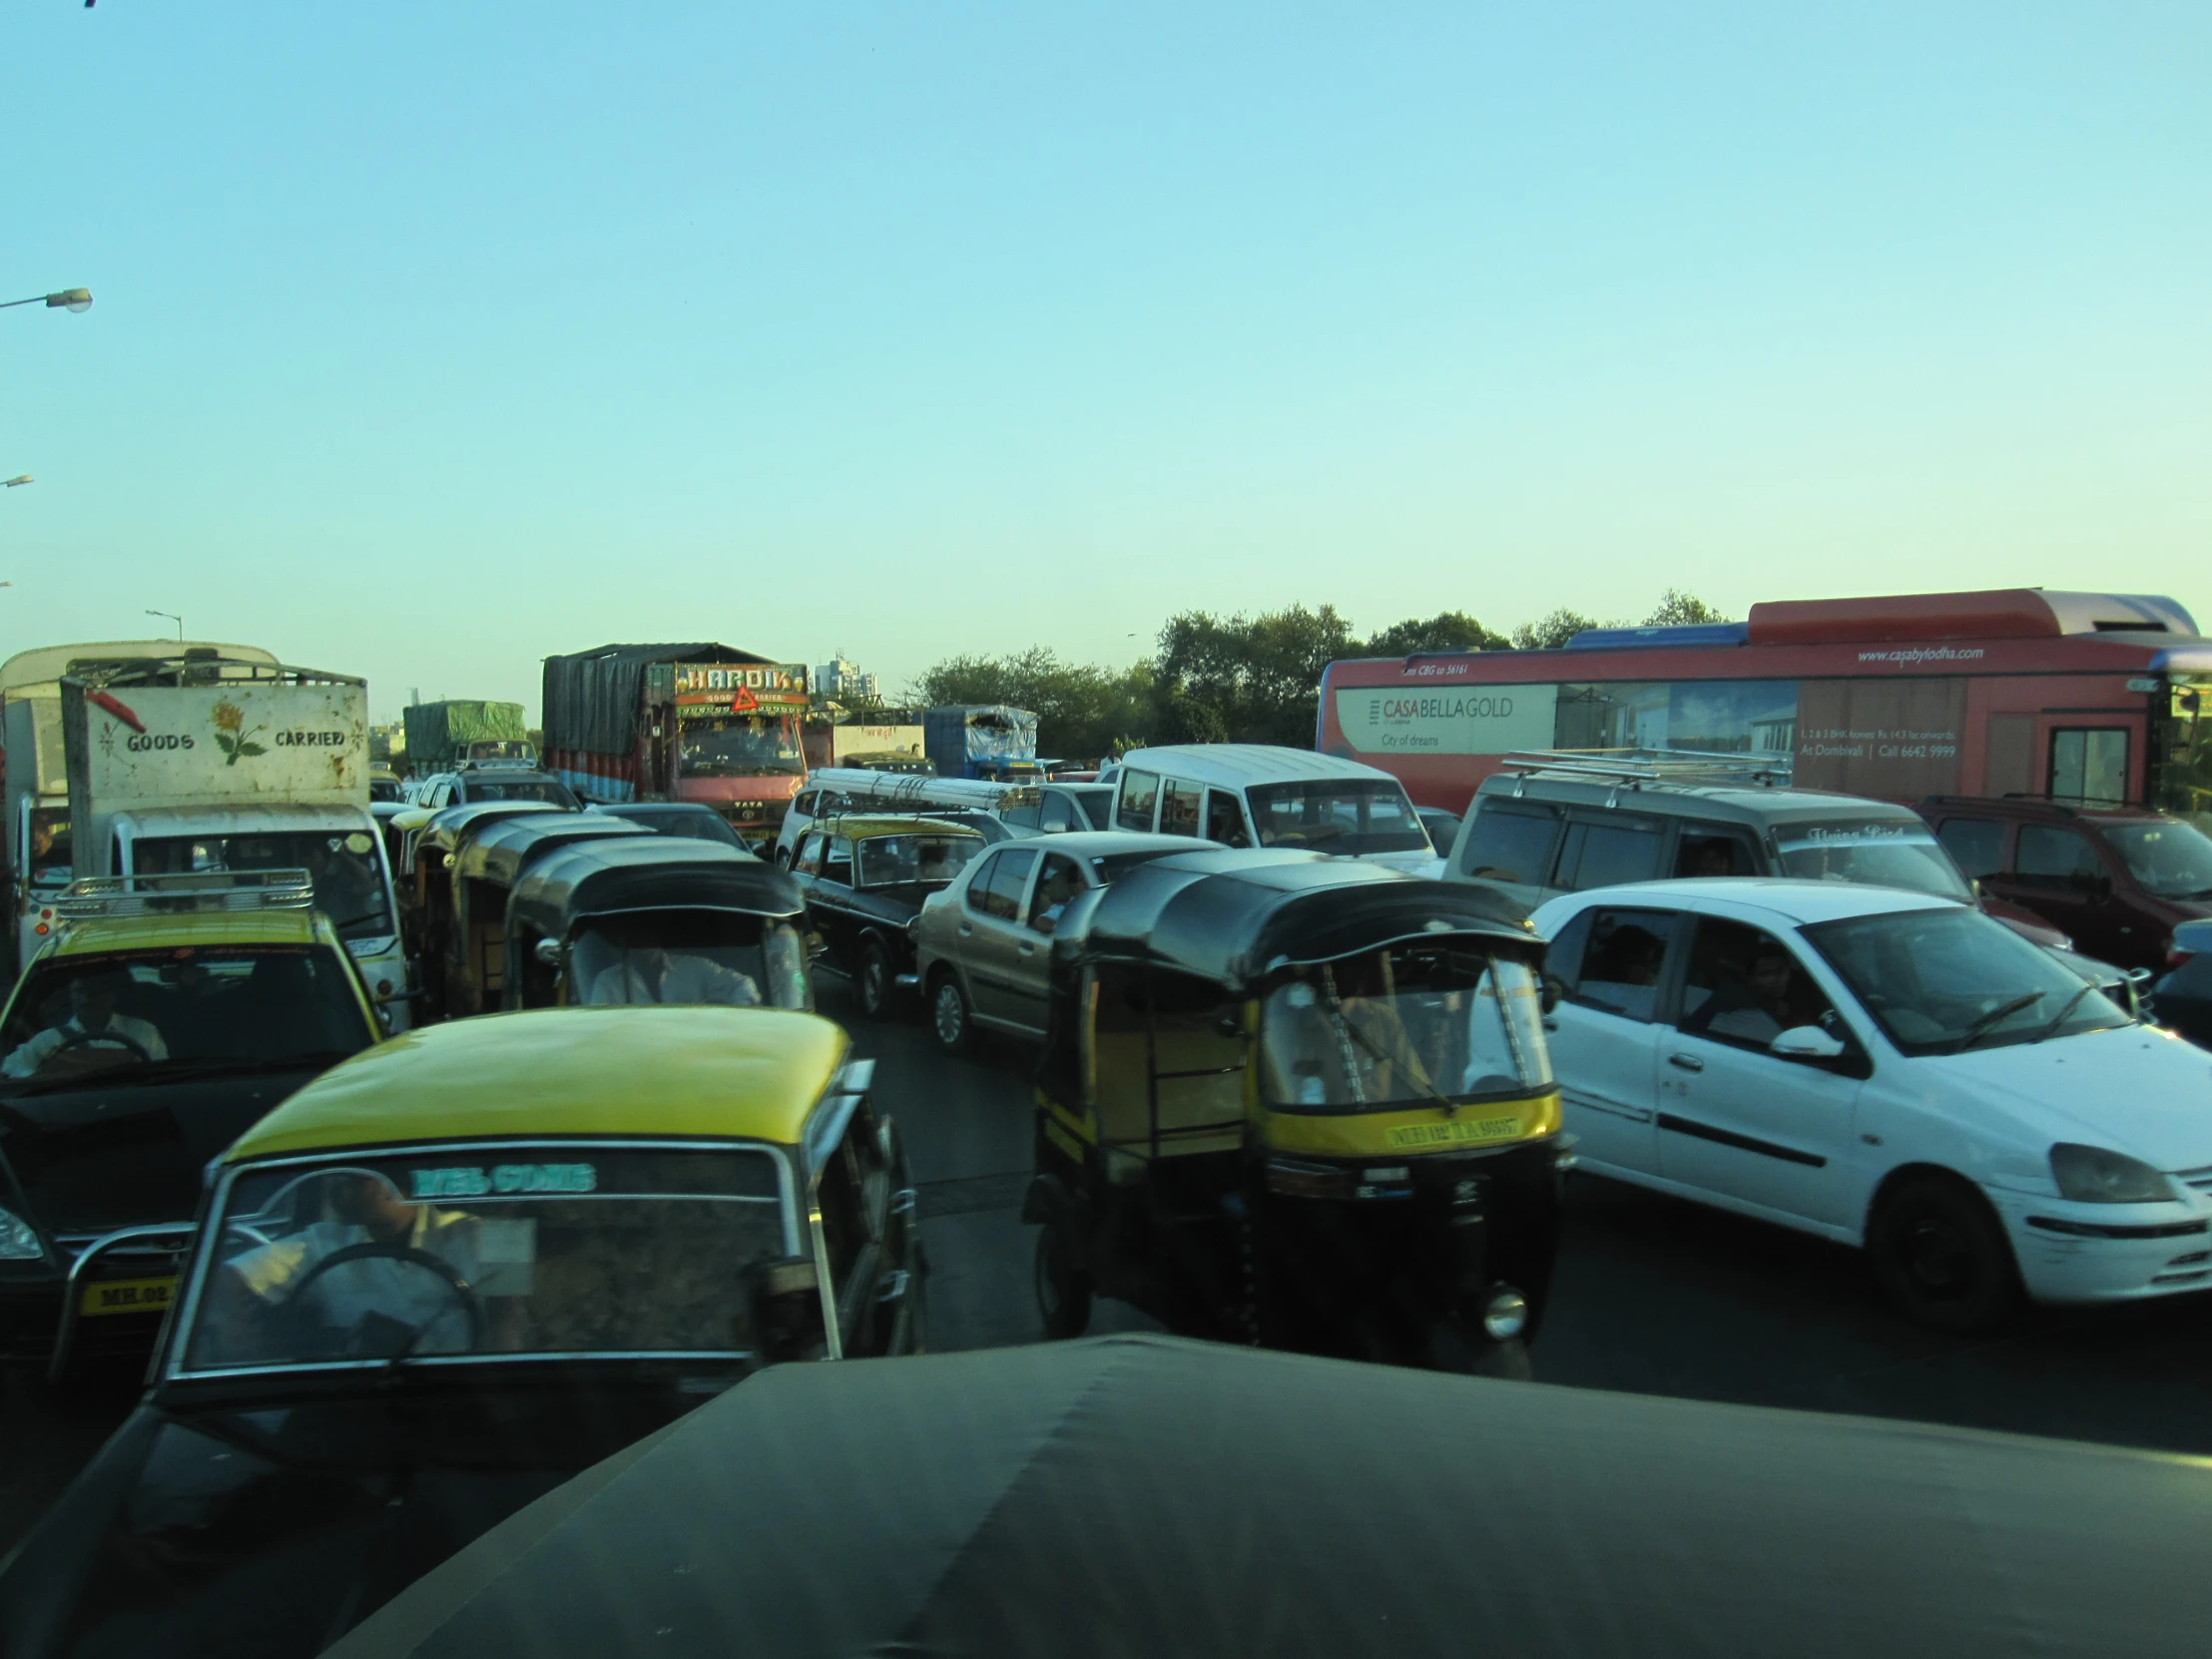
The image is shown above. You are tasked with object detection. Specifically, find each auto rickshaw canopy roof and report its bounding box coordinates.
[323,1333,2209,1659]
[418,799,566,853]
[454,812,655,888]
[225,1006,850,1161]
[1056,847,1538,994]
[507,836,804,943]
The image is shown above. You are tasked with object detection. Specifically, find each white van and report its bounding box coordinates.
[1108,745,1438,873]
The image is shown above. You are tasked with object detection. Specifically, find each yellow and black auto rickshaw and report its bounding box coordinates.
[504,836,813,1011]
[1024,847,1565,1372]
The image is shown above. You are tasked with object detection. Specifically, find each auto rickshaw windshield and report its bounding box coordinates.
[571,912,810,1009]
[1259,944,1552,1111]
[181,1148,794,1373]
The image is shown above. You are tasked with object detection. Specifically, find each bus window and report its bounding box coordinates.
[2051,730,2127,806]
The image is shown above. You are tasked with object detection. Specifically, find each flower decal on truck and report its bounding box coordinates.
[210,701,269,765]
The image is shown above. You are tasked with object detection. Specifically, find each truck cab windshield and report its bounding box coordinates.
[680,716,804,778]
[133,832,396,942]
[0,946,374,1086]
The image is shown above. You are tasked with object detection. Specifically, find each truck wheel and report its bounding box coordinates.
[1035,1226,1092,1340]
[856,940,893,1020]
[930,973,977,1056]
[1868,1173,2020,1333]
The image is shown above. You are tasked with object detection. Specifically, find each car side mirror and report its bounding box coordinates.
[534,937,562,967]
[1539,975,1564,1016]
[743,1254,827,1364]
[1771,1025,1846,1061]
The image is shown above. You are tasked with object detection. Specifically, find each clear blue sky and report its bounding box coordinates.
[4,4,2207,721]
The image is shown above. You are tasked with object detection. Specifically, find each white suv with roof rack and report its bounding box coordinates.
[1107,745,1437,872]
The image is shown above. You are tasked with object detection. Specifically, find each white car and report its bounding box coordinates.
[1530,877,2212,1330]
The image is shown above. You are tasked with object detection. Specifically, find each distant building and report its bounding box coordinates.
[815,656,880,704]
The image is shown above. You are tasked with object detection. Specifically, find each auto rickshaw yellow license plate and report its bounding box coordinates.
[1387,1114,1525,1150]
[81,1277,177,1318]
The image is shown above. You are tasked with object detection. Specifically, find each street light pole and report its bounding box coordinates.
[0,289,92,313]
[146,609,183,643]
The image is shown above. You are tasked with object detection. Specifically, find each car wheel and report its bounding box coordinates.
[1868,1173,2020,1333]
[930,973,977,1056]
[856,940,892,1020]
[1034,1225,1092,1340]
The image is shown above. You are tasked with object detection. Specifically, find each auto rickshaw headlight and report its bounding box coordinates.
[0,1206,44,1261]
[1481,1286,1528,1342]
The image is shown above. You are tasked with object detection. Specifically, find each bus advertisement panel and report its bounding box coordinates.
[1318,589,2212,823]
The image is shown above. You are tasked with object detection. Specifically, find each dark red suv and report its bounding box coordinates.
[1917,797,2212,971]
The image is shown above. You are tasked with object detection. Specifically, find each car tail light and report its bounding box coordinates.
[2168,946,2194,971]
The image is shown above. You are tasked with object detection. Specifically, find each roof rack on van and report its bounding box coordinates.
[1497,749,1795,803]
[54,868,316,920]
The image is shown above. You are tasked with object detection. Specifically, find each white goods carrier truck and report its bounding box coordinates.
[59,658,413,1027]
[2,640,279,979]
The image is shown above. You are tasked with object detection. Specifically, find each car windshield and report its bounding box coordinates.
[1803,906,2132,1057]
[856,833,982,888]
[467,778,579,808]
[618,810,748,849]
[367,778,401,803]
[1246,781,1431,856]
[1773,821,1972,901]
[133,831,396,943]
[1259,944,1551,1110]
[680,715,805,778]
[24,806,71,886]
[179,1147,793,1374]
[2103,820,2212,898]
[571,912,810,1009]
[0,945,372,1088]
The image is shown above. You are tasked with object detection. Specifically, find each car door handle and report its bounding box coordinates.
[956,923,973,936]
[1667,1053,1704,1073]
[1017,942,1035,955]
[1541,1017,1558,1032]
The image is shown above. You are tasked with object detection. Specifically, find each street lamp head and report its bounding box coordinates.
[2,476,30,488]
[45,289,92,313]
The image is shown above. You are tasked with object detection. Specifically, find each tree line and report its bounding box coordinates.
[905,589,1729,763]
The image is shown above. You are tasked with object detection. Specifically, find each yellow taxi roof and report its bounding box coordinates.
[52,907,332,958]
[225,1006,851,1162]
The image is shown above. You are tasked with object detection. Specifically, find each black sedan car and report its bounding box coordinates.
[597,802,754,851]
[789,815,986,1017]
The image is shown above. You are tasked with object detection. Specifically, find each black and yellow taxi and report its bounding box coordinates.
[0,1004,924,1658]
[0,871,382,1379]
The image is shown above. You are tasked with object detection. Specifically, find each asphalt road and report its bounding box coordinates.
[7,975,2212,1555]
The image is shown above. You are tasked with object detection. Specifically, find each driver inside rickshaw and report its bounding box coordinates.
[1260,945,1543,1108]
[199,1170,521,1363]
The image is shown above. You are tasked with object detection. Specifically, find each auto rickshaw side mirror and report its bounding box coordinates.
[1539,975,1564,1016]
[744,1255,828,1364]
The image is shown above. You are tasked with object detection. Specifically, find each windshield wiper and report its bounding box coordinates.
[1947,990,2045,1054]
[1319,969,1458,1117]
[2033,982,2099,1044]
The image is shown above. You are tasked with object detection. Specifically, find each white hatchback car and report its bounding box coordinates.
[1531,878,2212,1330]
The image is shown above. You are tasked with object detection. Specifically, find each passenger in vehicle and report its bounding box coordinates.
[584,944,762,1008]
[203,1171,517,1362]
[1576,924,1667,1020]
[1682,945,1826,1044]
[3,975,170,1077]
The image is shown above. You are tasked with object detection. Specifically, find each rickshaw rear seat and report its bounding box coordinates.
[1092,1027,1244,1180]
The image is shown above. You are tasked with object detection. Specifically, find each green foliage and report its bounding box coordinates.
[1154,604,1358,749]
[1509,608,1602,651]
[1362,610,1512,657]
[910,647,1153,763]
[1642,589,1732,627]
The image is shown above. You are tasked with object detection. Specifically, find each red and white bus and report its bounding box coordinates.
[1317,589,2212,822]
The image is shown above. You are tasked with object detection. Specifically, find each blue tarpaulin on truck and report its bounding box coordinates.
[923,705,1038,779]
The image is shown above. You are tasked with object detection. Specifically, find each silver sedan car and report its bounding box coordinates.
[911,831,1191,1053]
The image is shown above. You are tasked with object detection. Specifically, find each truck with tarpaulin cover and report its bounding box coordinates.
[2,641,281,979]
[924,705,1040,781]
[400,700,532,771]
[542,643,811,846]
[59,657,412,1027]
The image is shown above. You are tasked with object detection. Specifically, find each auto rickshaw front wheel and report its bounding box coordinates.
[1034,1225,1092,1340]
